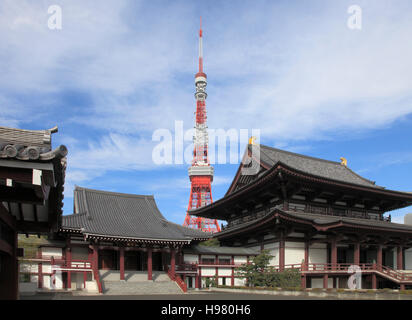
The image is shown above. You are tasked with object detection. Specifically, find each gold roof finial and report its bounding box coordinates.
[248,136,257,145]
[340,157,348,166]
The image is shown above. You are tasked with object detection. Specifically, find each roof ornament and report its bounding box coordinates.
[248,136,257,145]
[340,157,348,166]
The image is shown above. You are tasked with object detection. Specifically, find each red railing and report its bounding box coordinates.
[92,266,103,293]
[176,263,198,272]
[166,267,187,293]
[176,262,239,271]
[272,263,412,283]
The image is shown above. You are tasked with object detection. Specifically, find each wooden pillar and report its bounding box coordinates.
[231,255,235,286]
[372,274,377,289]
[279,231,285,272]
[198,265,202,288]
[301,275,306,289]
[119,247,125,280]
[88,247,93,265]
[170,248,176,280]
[323,274,328,289]
[331,238,337,270]
[397,246,404,270]
[147,248,153,280]
[354,243,360,266]
[304,241,309,271]
[92,245,99,269]
[377,245,383,271]
[38,263,43,289]
[66,244,72,289]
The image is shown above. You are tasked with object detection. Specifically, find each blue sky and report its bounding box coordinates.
[1,0,412,224]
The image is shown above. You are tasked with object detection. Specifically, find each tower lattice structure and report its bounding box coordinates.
[183,19,220,233]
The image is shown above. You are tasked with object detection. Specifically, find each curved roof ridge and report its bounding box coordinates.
[74,186,154,199]
[341,165,378,186]
[258,144,379,188]
[260,144,342,166]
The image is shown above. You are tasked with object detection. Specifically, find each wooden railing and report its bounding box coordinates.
[176,262,239,271]
[176,263,198,272]
[92,266,103,293]
[274,263,412,283]
[166,267,187,293]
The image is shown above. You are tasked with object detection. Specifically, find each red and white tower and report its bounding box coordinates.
[183,18,220,233]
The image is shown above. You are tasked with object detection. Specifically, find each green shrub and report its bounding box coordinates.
[235,250,301,289]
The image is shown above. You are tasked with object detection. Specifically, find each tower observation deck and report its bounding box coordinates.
[183,18,220,233]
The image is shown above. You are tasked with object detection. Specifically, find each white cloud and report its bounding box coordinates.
[2,1,412,198]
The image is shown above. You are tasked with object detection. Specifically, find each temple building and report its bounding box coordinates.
[0,126,67,299]
[19,186,214,293]
[189,143,412,290]
[12,130,412,295]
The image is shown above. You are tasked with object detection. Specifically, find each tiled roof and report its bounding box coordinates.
[216,208,412,237]
[0,126,67,161]
[257,144,380,188]
[284,210,412,232]
[183,245,259,256]
[62,187,211,242]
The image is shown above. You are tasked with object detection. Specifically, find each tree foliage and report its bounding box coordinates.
[235,250,300,288]
[198,238,220,247]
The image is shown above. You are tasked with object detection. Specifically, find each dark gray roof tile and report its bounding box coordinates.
[62,187,210,241]
[257,144,380,188]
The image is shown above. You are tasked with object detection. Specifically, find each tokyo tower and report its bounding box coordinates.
[183,18,220,233]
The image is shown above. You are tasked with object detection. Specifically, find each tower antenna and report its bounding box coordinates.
[183,18,220,233]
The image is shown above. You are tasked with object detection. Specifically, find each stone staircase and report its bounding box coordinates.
[99,271,183,295]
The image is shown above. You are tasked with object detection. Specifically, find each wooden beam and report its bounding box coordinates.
[0,186,44,205]
[306,188,323,202]
[16,221,49,233]
[0,203,16,230]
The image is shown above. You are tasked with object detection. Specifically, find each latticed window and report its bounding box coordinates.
[201,258,215,264]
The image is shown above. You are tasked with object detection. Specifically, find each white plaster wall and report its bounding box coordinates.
[311,278,333,289]
[234,278,246,286]
[308,243,327,264]
[41,247,62,258]
[285,242,305,266]
[264,242,279,266]
[43,275,51,289]
[51,272,63,289]
[201,267,216,277]
[20,262,38,273]
[42,263,51,273]
[218,268,232,276]
[184,254,198,264]
[71,273,84,290]
[86,280,98,292]
[405,248,412,270]
[234,256,247,264]
[288,232,305,238]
